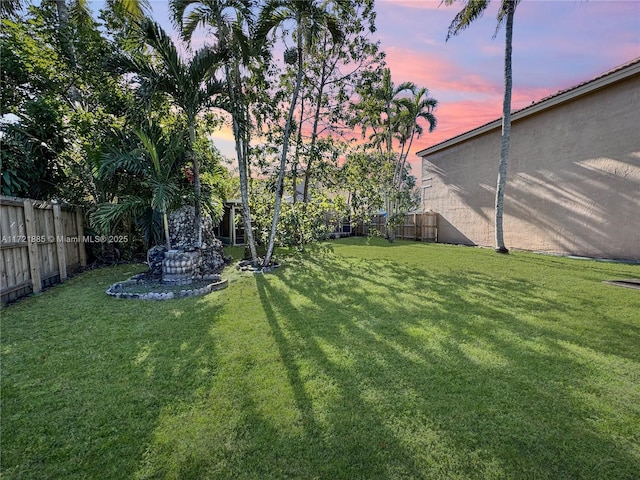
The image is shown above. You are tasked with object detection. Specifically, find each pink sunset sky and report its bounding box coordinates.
[372,0,640,177]
[97,0,640,180]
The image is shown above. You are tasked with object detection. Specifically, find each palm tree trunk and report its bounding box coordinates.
[55,0,75,64]
[495,0,514,254]
[224,61,258,264]
[55,0,81,105]
[188,121,202,247]
[263,15,304,267]
[162,211,172,250]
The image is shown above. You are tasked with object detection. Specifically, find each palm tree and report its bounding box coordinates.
[257,0,344,267]
[394,87,437,188]
[444,0,519,253]
[116,19,223,247]
[355,68,418,241]
[92,122,186,250]
[135,128,182,250]
[171,0,261,264]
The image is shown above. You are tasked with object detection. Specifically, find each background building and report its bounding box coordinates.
[419,58,640,260]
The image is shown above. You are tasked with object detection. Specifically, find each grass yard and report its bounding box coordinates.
[1,238,639,479]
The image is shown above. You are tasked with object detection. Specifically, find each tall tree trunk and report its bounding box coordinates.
[55,0,75,64]
[223,59,258,264]
[293,97,304,205]
[495,1,514,254]
[188,121,202,247]
[55,0,81,104]
[263,15,304,268]
[303,40,329,204]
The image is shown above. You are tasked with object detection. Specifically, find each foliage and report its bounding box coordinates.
[1,2,231,254]
[340,149,418,236]
[91,121,188,248]
[2,0,435,257]
[278,194,347,248]
[349,68,437,241]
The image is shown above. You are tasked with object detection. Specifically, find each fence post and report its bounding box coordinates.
[75,209,87,266]
[22,199,42,294]
[53,204,68,282]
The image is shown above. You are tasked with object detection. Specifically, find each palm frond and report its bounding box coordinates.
[443,0,490,41]
[108,0,150,21]
[90,196,149,234]
[134,129,160,173]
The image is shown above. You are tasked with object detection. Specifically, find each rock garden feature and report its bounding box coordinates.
[236,259,281,274]
[107,206,230,300]
[106,273,227,300]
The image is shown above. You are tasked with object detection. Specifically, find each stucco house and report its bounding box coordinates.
[418,58,640,261]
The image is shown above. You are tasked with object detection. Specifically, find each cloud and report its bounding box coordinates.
[384,47,502,97]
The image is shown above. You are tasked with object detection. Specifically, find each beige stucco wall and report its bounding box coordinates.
[422,73,640,260]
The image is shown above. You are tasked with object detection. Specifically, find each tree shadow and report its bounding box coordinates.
[252,252,640,478]
[0,265,232,479]
[15,259,635,478]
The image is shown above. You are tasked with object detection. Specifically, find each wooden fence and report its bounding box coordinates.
[351,212,438,241]
[1,196,87,305]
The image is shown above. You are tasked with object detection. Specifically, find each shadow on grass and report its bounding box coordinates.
[1,265,228,479]
[252,253,640,479]
[3,254,638,479]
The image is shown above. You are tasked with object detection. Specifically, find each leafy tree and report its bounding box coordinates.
[0,2,133,202]
[444,0,519,253]
[256,0,344,267]
[294,0,381,204]
[340,151,384,228]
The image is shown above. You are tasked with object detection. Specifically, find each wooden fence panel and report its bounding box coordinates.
[354,212,437,242]
[1,196,86,305]
[62,209,81,267]
[34,205,58,284]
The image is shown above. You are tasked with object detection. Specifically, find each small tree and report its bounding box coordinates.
[92,122,186,250]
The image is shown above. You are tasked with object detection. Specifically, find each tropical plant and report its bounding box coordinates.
[444,0,520,253]
[171,0,261,264]
[393,87,437,188]
[92,122,187,250]
[256,0,345,267]
[351,68,436,242]
[114,18,224,247]
[355,68,415,157]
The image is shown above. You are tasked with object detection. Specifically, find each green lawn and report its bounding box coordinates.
[2,238,639,479]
